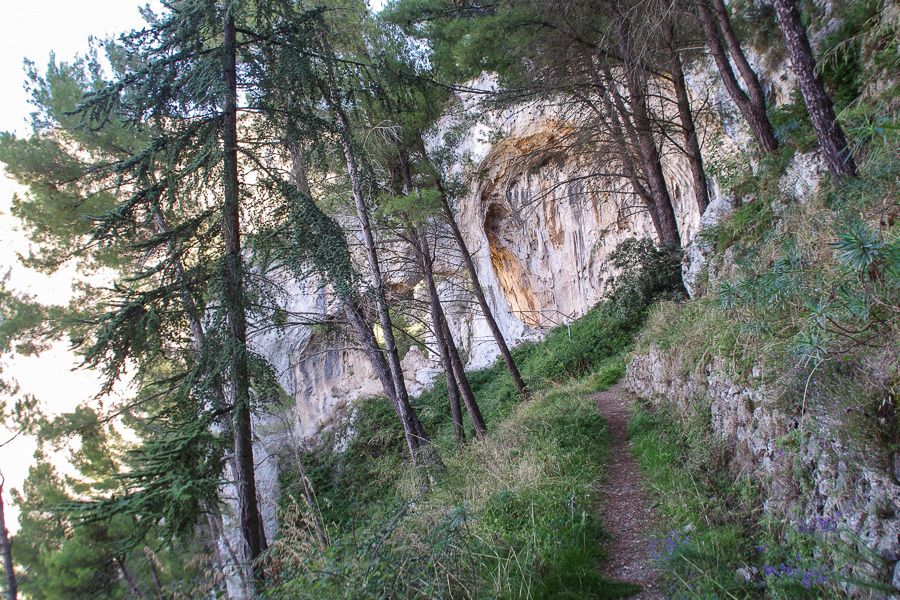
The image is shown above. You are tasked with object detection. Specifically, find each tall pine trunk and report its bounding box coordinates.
[222,10,265,581]
[0,477,17,600]
[413,227,465,445]
[598,65,671,242]
[283,144,428,445]
[610,21,682,248]
[695,0,779,153]
[667,38,711,214]
[342,301,428,442]
[771,0,857,178]
[317,33,432,474]
[397,151,484,442]
[585,61,664,235]
[414,136,531,402]
[414,224,487,441]
[114,557,146,600]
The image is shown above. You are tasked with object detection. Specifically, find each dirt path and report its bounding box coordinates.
[594,384,663,599]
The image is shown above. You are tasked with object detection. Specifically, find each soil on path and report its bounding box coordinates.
[594,384,663,599]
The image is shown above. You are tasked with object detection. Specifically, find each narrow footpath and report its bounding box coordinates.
[594,384,663,599]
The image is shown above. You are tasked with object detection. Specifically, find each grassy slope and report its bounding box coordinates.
[264,9,898,596]
[264,304,648,599]
[622,23,899,594]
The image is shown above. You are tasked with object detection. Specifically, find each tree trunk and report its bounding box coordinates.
[317,33,433,477]
[414,224,487,441]
[612,24,682,247]
[414,136,531,403]
[281,144,428,446]
[589,62,664,236]
[711,0,770,117]
[150,202,270,600]
[668,38,711,214]
[143,547,165,600]
[323,106,428,473]
[205,504,247,596]
[695,0,780,153]
[0,477,17,600]
[114,556,146,600]
[222,10,265,580]
[342,302,427,442]
[439,335,466,445]
[771,0,857,178]
[410,225,465,445]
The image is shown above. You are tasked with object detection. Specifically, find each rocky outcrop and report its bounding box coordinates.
[626,348,900,596]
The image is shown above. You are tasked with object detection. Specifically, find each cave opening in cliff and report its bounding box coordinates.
[482,201,544,327]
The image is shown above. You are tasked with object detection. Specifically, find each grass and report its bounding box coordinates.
[628,403,764,599]
[627,94,899,597]
[265,357,639,599]
[628,401,895,598]
[262,77,900,597]
[262,280,664,600]
[262,237,683,599]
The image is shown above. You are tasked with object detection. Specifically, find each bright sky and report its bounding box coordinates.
[0,1,153,531]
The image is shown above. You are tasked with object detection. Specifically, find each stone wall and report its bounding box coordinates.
[625,348,900,595]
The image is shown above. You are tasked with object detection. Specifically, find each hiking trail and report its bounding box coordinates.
[594,384,663,599]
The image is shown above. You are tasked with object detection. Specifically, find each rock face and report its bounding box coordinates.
[625,349,900,596]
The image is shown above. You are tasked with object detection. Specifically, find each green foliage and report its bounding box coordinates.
[603,239,686,322]
[262,234,681,597]
[631,97,899,596]
[375,188,442,224]
[817,0,886,109]
[769,100,817,152]
[266,366,638,599]
[11,424,215,600]
[629,402,894,598]
[628,403,764,598]
[384,1,543,84]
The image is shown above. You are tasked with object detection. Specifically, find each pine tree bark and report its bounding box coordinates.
[281,144,428,446]
[0,476,17,600]
[317,33,431,473]
[205,504,247,595]
[695,0,780,153]
[114,556,146,600]
[414,136,531,402]
[439,336,466,446]
[222,10,265,580]
[396,149,484,443]
[586,62,665,235]
[143,547,165,600]
[150,202,270,599]
[595,66,666,237]
[414,224,487,441]
[667,38,711,214]
[771,0,857,178]
[413,229,465,445]
[610,23,682,248]
[342,301,427,443]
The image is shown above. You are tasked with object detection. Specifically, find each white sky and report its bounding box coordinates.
[0,1,153,531]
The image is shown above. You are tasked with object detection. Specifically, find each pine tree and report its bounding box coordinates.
[693,0,780,153]
[771,0,857,178]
